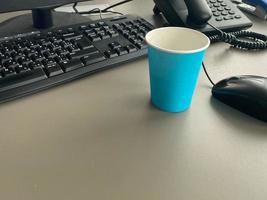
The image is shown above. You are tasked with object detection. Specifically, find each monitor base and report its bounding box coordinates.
[0,11,91,37]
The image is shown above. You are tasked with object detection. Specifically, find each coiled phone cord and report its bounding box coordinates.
[207,22,267,50]
[202,24,267,86]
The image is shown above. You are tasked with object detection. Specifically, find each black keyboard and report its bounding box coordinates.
[0,15,154,103]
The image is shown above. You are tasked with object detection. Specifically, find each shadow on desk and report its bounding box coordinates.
[209,97,267,134]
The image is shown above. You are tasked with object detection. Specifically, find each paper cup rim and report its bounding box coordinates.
[145,27,210,54]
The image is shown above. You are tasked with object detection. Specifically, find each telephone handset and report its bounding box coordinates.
[183,0,212,24]
[153,0,253,33]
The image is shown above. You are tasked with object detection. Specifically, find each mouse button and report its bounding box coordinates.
[241,75,267,88]
[245,78,267,96]
[247,77,266,86]
[227,77,248,86]
[213,77,234,89]
[228,76,240,81]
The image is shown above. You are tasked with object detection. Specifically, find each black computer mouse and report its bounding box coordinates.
[212,75,267,122]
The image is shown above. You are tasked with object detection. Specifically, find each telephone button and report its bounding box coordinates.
[213,12,220,17]
[224,16,234,20]
[211,7,217,12]
[229,11,235,15]
[215,17,223,21]
[221,11,228,15]
[235,15,242,19]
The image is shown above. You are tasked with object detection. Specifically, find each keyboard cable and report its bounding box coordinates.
[72,0,133,17]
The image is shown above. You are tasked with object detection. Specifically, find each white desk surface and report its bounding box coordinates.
[0,1,267,199]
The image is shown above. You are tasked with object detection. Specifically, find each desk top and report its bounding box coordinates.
[0,1,267,200]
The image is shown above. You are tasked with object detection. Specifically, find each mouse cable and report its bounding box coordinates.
[202,62,215,86]
[207,22,267,50]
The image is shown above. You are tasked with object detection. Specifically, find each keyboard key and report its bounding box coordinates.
[109,41,121,49]
[15,65,31,73]
[79,25,87,30]
[89,23,97,28]
[3,59,17,68]
[104,50,118,58]
[29,61,44,69]
[88,35,101,42]
[116,47,128,56]
[2,67,16,77]
[99,34,110,40]
[81,53,106,65]
[71,47,99,59]
[62,32,75,38]
[42,58,56,66]
[76,37,93,50]
[126,44,137,53]
[97,21,106,26]
[44,63,64,77]
[107,30,119,37]
[135,41,147,49]
[0,68,47,92]
[60,59,84,72]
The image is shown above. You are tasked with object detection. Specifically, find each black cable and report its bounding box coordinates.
[78,9,124,15]
[104,11,124,15]
[78,7,101,15]
[72,2,79,13]
[202,62,215,86]
[207,22,267,50]
[102,0,133,12]
[73,1,127,16]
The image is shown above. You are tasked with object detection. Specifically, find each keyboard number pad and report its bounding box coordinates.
[112,19,152,49]
[81,22,119,42]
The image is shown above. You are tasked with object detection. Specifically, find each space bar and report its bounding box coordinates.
[0,68,47,93]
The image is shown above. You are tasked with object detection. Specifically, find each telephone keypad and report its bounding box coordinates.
[207,0,242,21]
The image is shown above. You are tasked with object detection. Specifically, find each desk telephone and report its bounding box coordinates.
[153,0,253,33]
[153,0,267,50]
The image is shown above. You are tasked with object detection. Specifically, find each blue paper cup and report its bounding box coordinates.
[145,27,210,112]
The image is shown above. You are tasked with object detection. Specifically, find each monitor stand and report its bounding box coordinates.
[0,9,91,38]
